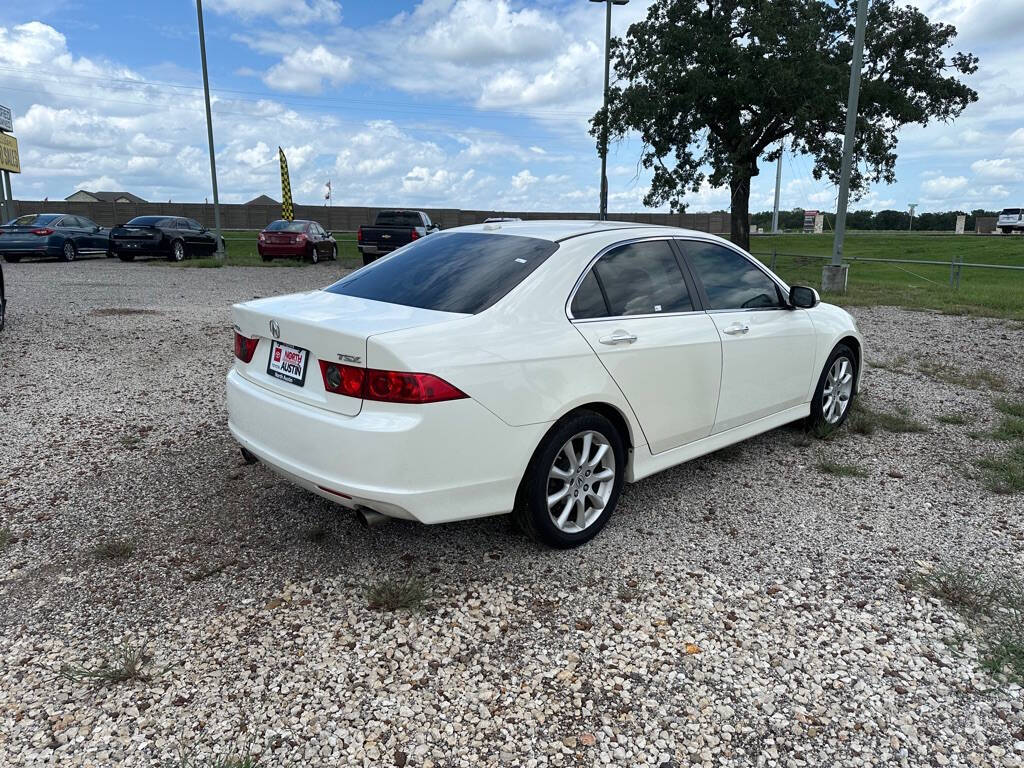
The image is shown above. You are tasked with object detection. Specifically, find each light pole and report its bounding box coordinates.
[826,0,868,294]
[196,0,224,259]
[771,140,784,233]
[591,0,629,221]
[908,203,917,232]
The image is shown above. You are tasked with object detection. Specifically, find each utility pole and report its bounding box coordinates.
[196,0,224,259]
[908,203,917,232]
[591,0,629,221]
[825,0,868,294]
[771,140,783,233]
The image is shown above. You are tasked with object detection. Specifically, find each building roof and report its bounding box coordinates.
[245,194,280,206]
[66,190,148,203]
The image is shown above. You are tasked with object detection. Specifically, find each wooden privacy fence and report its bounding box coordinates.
[6,199,731,234]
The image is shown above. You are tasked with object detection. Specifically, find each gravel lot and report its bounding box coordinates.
[1,259,1022,767]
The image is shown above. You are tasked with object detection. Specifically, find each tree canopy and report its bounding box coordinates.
[593,0,978,250]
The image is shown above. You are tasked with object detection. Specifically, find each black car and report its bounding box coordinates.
[110,216,225,262]
[0,213,112,262]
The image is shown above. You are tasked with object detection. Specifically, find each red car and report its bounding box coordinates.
[257,220,337,263]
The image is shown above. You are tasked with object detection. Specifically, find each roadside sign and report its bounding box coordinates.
[0,104,11,133]
[955,214,966,235]
[0,133,19,173]
[803,210,818,234]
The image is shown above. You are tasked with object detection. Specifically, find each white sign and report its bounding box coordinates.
[0,105,11,133]
[955,214,966,235]
[814,213,824,234]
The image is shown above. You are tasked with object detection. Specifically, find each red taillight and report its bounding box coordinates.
[32,228,55,236]
[409,228,420,241]
[357,226,363,243]
[233,331,259,363]
[295,233,307,244]
[258,232,266,242]
[319,361,466,404]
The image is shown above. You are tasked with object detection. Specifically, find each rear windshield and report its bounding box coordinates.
[6,214,61,226]
[265,220,308,232]
[376,211,423,227]
[326,232,558,314]
[1001,208,1021,215]
[125,216,170,226]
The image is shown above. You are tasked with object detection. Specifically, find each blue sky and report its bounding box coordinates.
[1,0,1022,214]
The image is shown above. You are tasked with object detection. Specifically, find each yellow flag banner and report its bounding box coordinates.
[279,146,293,221]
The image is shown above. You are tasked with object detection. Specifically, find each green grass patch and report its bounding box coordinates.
[59,642,166,686]
[366,577,429,612]
[752,232,1024,320]
[977,444,1024,494]
[815,459,868,477]
[994,398,1024,419]
[92,538,136,562]
[916,360,1006,391]
[847,401,929,435]
[0,527,11,552]
[935,413,971,426]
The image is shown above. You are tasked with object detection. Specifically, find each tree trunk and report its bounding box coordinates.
[729,169,752,251]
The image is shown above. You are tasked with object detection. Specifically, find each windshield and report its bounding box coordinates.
[6,214,61,227]
[125,216,171,227]
[265,220,308,232]
[326,232,558,314]
[376,211,423,227]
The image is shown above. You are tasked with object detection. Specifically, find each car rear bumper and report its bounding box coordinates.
[226,368,546,524]
[258,244,307,257]
[0,242,63,257]
[357,245,393,255]
[112,240,165,256]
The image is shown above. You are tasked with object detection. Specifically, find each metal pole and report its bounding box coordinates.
[3,170,14,220]
[771,141,783,233]
[830,0,868,267]
[196,0,224,259]
[0,171,8,224]
[599,0,612,221]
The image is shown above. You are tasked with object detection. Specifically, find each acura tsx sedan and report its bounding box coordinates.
[227,221,862,548]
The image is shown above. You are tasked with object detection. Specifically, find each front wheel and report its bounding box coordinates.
[330,244,337,261]
[513,410,625,549]
[309,246,319,265]
[170,240,186,262]
[809,343,857,434]
[62,241,76,262]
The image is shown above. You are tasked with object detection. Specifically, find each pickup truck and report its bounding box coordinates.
[357,210,439,265]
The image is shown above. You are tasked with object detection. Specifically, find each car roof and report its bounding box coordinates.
[451,219,724,244]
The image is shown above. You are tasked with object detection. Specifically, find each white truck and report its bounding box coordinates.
[997,207,1023,234]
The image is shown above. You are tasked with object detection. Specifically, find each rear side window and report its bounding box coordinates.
[327,232,558,314]
[684,241,784,310]
[376,211,423,227]
[572,240,693,318]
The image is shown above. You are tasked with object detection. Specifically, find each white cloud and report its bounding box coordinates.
[511,169,537,191]
[921,175,969,198]
[970,158,1024,182]
[206,0,341,26]
[263,45,353,93]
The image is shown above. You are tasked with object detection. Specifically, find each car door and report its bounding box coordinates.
[78,216,104,253]
[310,223,325,258]
[569,238,722,454]
[59,216,86,250]
[679,239,817,434]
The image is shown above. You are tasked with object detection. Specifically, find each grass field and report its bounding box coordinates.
[751,232,1024,320]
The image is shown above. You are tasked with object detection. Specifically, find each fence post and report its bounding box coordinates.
[770,248,777,272]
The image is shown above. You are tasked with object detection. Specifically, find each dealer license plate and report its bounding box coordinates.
[267,340,308,386]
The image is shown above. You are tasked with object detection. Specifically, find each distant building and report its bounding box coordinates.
[244,195,279,206]
[65,190,148,204]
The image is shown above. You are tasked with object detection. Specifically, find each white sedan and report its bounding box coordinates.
[227,221,861,548]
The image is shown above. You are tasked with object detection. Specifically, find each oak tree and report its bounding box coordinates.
[593,0,978,250]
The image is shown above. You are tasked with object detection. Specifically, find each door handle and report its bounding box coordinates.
[599,331,638,345]
[723,323,750,336]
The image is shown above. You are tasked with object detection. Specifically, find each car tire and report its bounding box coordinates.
[512,409,625,549]
[361,253,374,267]
[170,240,186,262]
[240,447,259,465]
[808,343,858,435]
[261,254,273,262]
[309,246,319,265]
[62,240,76,262]
[118,252,135,262]
[3,255,19,263]
[330,244,338,261]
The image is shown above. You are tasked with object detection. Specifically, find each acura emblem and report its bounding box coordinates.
[270,320,281,339]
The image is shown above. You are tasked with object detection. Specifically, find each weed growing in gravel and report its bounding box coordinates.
[916,360,1007,391]
[983,632,1024,683]
[169,741,261,768]
[994,398,1024,419]
[869,356,909,373]
[909,565,996,616]
[0,527,11,552]
[847,401,929,435]
[59,642,166,686]
[366,577,428,612]
[92,538,136,562]
[977,445,1024,494]
[815,459,868,477]
[935,413,971,426]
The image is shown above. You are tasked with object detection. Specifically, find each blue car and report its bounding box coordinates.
[0,213,112,262]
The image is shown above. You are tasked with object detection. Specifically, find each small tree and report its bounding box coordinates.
[593,0,978,250]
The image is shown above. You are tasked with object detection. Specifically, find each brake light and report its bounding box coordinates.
[233,331,259,363]
[258,232,266,242]
[32,228,55,236]
[295,233,307,243]
[410,228,420,241]
[357,226,363,243]
[319,362,466,404]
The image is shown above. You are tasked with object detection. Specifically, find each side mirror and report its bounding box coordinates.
[93,226,101,232]
[789,285,820,309]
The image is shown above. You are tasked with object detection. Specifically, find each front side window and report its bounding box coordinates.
[684,241,784,310]
[327,232,558,314]
[80,217,98,229]
[572,240,693,319]
[60,216,80,227]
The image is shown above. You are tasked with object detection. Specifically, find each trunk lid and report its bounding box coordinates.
[232,289,466,416]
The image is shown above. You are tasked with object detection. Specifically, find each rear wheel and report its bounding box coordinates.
[809,343,857,435]
[240,447,259,465]
[361,252,374,267]
[261,254,273,262]
[513,410,625,549]
[170,240,186,262]
[118,252,135,262]
[62,241,76,262]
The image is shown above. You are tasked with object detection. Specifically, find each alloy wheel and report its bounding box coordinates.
[173,241,185,261]
[63,242,75,261]
[546,430,616,534]
[823,357,854,424]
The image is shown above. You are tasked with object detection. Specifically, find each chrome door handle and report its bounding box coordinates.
[599,331,638,345]
[723,323,750,335]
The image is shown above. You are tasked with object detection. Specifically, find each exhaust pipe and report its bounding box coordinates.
[356,507,390,528]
